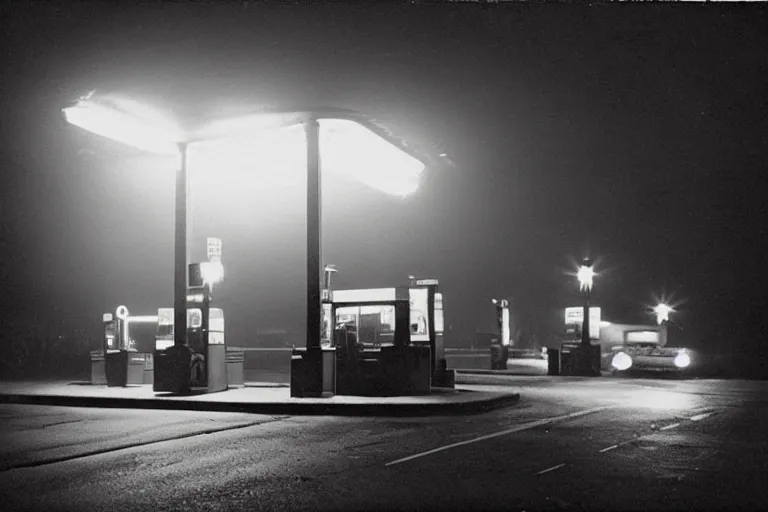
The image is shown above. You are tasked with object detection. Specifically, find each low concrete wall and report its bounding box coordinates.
[445,349,491,370]
[241,348,292,383]
[242,348,292,371]
[445,348,548,374]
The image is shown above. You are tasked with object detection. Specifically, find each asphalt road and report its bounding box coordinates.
[1,377,766,511]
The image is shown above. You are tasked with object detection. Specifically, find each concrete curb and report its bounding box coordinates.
[456,369,550,376]
[0,391,521,417]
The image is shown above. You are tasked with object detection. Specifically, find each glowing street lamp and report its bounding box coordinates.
[577,261,595,293]
[200,261,225,288]
[62,93,432,389]
[576,258,594,349]
[653,302,674,348]
[654,303,673,325]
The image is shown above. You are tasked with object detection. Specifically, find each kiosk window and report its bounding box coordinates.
[335,305,395,347]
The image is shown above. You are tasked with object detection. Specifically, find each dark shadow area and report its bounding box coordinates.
[153,390,210,397]
[622,370,694,381]
[0,336,92,382]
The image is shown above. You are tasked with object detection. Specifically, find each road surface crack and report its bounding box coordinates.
[1,417,286,472]
[39,419,84,429]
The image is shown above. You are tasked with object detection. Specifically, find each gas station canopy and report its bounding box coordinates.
[63,93,447,197]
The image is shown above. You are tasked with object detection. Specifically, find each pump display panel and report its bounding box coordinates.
[409,288,430,342]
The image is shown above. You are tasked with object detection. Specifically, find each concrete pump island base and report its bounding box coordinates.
[0,381,520,417]
[2,276,517,416]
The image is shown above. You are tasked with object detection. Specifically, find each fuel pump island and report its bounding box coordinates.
[92,238,244,393]
[92,258,456,396]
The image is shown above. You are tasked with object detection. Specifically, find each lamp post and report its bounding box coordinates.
[491,298,510,370]
[654,303,672,325]
[654,303,673,347]
[492,298,510,347]
[306,118,323,354]
[174,143,190,348]
[576,258,595,349]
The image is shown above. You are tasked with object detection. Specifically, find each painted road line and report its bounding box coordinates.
[598,444,618,453]
[659,422,680,431]
[385,406,613,467]
[690,412,714,421]
[536,463,566,475]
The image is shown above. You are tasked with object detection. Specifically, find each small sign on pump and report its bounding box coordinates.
[207,238,222,261]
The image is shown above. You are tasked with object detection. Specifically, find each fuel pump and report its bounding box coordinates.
[90,313,114,385]
[407,276,455,387]
[186,299,206,387]
[153,238,227,394]
[155,308,174,351]
[491,299,510,370]
[104,312,118,352]
[103,305,151,386]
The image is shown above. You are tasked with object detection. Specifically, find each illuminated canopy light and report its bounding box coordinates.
[189,124,307,190]
[320,119,423,197]
[577,264,595,292]
[62,95,182,156]
[62,96,426,198]
[674,351,691,369]
[612,352,633,371]
[654,303,673,325]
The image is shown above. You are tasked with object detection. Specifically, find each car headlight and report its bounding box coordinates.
[674,351,691,368]
[611,352,633,371]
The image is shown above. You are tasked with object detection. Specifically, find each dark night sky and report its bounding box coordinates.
[1,2,767,356]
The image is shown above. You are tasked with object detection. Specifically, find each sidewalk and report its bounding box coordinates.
[0,380,520,417]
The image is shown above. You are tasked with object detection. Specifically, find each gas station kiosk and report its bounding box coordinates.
[291,270,455,397]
